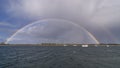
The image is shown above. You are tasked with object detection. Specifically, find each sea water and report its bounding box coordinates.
[0,45,120,68]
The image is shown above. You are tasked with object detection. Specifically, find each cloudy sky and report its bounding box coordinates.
[0,0,120,44]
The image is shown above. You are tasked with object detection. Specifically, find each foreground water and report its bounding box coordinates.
[0,45,120,68]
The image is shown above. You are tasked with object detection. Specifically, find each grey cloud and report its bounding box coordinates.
[5,0,120,43]
[6,0,120,26]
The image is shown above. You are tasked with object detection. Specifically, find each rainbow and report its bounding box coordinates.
[6,18,99,44]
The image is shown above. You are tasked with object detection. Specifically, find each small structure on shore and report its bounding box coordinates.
[73,45,77,46]
[64,45,67,46]
[106,45,110,47]
[82,45,88,47]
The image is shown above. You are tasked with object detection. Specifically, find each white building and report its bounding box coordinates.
[82,45,88,47]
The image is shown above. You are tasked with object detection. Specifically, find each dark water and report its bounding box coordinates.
[0,45,120,68]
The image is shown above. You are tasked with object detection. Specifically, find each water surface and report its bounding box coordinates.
[0,45,120,68]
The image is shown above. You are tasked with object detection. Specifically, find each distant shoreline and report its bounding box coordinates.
[0,44,120,46]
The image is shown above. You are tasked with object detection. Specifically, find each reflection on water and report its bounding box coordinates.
[0,45,120,68]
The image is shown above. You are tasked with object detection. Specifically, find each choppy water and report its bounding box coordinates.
[0,45,120,68]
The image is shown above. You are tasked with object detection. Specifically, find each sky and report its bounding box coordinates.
[0,0,120,44]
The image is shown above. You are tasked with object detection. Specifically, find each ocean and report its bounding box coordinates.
[0,45,120,68]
